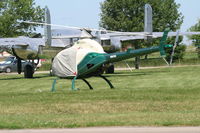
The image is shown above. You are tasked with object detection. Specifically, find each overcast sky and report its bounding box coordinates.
[34,0,200,32]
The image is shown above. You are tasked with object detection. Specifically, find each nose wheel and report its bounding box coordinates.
[24,65,34,78]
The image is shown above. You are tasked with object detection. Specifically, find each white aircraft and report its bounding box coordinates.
[0,4,200,78]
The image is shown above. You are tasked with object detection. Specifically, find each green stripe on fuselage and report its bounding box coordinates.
[77,52,107,78]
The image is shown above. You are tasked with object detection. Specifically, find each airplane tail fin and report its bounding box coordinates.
[144,4,152,41]
[44,6,51,46]
[159,28,172,57]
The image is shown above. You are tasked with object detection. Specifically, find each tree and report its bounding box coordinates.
[100,0,183,32]
[189,20,200,58]
[0,0,44,37]
[165,44,186,62]
[100,0,184,68]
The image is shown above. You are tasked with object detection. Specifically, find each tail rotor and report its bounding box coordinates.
[169,30,180,65]
[159,28,173,65]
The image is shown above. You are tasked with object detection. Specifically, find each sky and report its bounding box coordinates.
[34,0,200,33]
[34,0,104,30]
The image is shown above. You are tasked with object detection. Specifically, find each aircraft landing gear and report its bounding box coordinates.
[82,79,93,90]
[24,65,34,78]
[105,64,114,74]
[99,75,114,89]
[51,75,114,92]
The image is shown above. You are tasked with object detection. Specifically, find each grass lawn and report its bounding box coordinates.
[0,66,200,129]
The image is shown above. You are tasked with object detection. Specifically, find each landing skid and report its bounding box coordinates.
[71,76,79,91]
[99,75,114,89]
[51,75,114,92]
[82,79,93,90]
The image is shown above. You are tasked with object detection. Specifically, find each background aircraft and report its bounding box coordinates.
[0,4,200,79]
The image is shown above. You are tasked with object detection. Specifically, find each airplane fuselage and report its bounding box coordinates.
[12,45,39,59]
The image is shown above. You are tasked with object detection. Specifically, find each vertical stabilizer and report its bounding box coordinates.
[144,4,152,41]
[159,28,170,57]
[44,6,51,46]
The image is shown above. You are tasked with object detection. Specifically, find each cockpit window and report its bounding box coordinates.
[4,61,12,64]
[5,57,15,62]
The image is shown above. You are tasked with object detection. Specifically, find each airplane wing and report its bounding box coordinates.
[152,32,200,38]
[0,37,45,46]
[51,39,72,47]
[106,31,200,38]
[50,28,200,39]
[0,36,71,61]
[101,31,200,49]
[0,36,75,51]
[0,37,45,53]
[50,28,200,49]
[106,31,200,42]
[0,36,73,47]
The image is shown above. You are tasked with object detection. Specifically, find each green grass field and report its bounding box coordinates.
[0,66,200,129]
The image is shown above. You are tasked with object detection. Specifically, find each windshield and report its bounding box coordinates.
[3,60,12,64]
[5,57,15,62]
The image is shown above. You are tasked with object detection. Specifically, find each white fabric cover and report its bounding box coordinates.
[73,39,104,53]
[52,47,77,77]
[73,39,104,65]
[52,39,105,78]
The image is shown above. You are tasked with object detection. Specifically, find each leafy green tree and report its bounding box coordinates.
[0,0,44,37]
[100,0,183,32]
[100,0,184,68]
[100,0,184,48]
[189,20,200,45]
[165,44,186,62]
[189,20,200,58]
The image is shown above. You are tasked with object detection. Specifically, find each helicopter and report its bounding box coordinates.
[51,28,172,91]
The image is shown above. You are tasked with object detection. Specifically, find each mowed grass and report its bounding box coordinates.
[0,66,200,129]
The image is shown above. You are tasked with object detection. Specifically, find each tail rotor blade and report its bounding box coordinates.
[170,30,180,65]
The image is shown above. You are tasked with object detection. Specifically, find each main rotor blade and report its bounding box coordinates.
[22,21,82,30]
[22,21,154,37]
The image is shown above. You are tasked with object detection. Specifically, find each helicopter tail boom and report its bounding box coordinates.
[106,28,172,63]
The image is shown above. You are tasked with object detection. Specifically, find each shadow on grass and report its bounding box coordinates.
[109,69,169,76]
[104,73,147,78]
[0,74,51,80]
[104,71,150,77]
